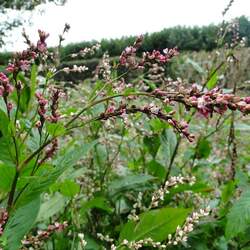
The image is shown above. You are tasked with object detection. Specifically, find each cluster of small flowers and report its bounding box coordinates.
[35,92,48,129]
[70,43,101,58]
[96,233,114,243]
[147,63,166,84]
[0,72,14,111]
[168,118,195,142]
[113,78,133,94]
[99,104,194,141]
[78,233,87,248]
[21,221,68,249]
[111,207,209,250]
[143,47,179,64]
[35,88,63,128]
[47,88,61,123]
[94,52,111,81]
[0,72,14,97]
[187,86,250,117]
[37,29,49,53]
[141,103,194,142]
[120,238,168,249]
[41,138,58,163]
[63,65,88,74]
[76,169,101,199]
[119,35,178,69]
[119,35,144,69]
[167,207,210,246]
[150,176,196,208]
[6,30,49,74]
[128,192,147,221]
[0,209,8,236]
[172,191,209,209]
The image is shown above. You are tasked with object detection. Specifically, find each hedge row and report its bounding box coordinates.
[58,15,250,61]
[0,16,249,66]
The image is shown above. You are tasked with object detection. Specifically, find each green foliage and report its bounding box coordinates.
[0,17,250,250]
[0,163,15,192]
[206,71,218,90]
[196,138,212,159]
[36,193,66,222]
[119,207,191,242]
[226,190,250,239]
[3,198,40,250]
[81,197,113,214]
[108,174,155,198]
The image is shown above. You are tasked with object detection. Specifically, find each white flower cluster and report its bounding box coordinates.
[76,169,101,199]
[96,233,114,243]
[111,207,210,250]
[128,192,146,221]
[71,43,101,58]
[78,233,87,248]
[148,102,161,114]
[172,191,209,209]
[113,79,132,94]
[119,238,168,249]
[100,52,111,81]
[167,207,210,246]
[63,65,88,74]
[150,175,196,208]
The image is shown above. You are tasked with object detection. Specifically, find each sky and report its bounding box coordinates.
[1,0,250,52]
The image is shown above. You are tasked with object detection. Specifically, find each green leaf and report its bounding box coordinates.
[0,163,15,192]
[206,71,218,90]
[143,134,161,158]
[58,180,80,197]
[16,141,97,207]
[81,197,113,213]
[3,197,40,250]
[84,235,101,250]
[196,138,211,159]
[0,136,15,166]
[146,160,166,181]
[158,128,177,167]
[165,182,213,202]
[109,174,155,197]
[46,122,66,137]
[0,109,9,136]
[186,58,205,74]
[149,118,167,133]
[36,192,66,222]
[119,207,191,242]
[226,190,250,239]
[221,181,235,204]
[19,85,31,113]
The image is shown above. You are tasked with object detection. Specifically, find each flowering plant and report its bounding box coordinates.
[0,24,249,250]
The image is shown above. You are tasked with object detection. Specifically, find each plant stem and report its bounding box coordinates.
[164,136,181,182]
[7,171,19,211]
[65,92,156,128]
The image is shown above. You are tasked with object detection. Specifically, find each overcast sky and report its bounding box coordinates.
[1,0,250,52]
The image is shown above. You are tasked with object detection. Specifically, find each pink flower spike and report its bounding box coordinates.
[19,60,29,71]
[0,86,4,96]
[6,64,15,73]
[244,97,250,104]
[0,72,9,83]
[7,102,13,111]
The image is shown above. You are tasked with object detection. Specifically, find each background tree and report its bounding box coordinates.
[0,0,67,47]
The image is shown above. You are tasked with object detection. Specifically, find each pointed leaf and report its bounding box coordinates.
[119,207,191,242]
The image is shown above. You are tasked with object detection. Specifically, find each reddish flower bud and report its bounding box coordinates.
[6,63,15,73]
